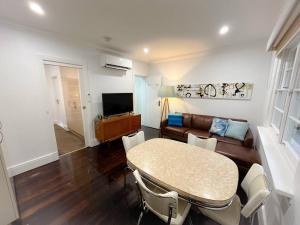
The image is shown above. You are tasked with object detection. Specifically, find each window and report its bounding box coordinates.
[270,46,300,155]
[282,71,300,154]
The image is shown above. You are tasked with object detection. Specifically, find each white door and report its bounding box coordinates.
[144,75,161,129]
[44,65,68,128]
[60,67,84,136]
[134,76,147,126]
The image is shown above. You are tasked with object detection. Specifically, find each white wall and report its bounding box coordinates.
[0,22,148,176]
[149,40,272,138]
[294,163,300,225]
[257,139,299,225]
[133,60,149,77]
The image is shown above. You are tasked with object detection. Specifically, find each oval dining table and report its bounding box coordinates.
[127,138,239,209]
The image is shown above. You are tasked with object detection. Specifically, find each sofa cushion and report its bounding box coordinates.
[182,113,192,128]
[168,113,183,127]
[185,129,211,138]
[218,117,247,123]
[216,142,260,169]
[209,118,229,136]
[225,119,249,141]
[212,134,243,146]
[165,126,189,137]
[191,115,213,131]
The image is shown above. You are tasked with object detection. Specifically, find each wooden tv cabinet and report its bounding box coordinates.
[95,114,141,142]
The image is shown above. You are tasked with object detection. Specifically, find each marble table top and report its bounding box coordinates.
[127,138,239,207]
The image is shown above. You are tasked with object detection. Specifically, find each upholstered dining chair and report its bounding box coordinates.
[133,170,191,225]
[122,131,145,154]
[199,164,270,225]
[241,163,264,194]
[122,131,145,188]
[187,133,217,151]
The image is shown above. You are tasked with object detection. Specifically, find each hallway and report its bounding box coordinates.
[54,125,85,155]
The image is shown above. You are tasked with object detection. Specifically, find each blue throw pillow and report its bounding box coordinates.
[168,113,183,127]
[209,118,229,136]
[225,119,249,141]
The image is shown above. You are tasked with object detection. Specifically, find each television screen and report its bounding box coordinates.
[102,93,133,116]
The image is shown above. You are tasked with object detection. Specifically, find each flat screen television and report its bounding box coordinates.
[102,93,133,117]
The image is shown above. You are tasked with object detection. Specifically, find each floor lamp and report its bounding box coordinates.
[158,86,176,123]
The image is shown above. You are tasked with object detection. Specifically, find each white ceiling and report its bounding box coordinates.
[0,0,285,62]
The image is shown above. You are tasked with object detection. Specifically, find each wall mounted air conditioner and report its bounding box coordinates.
[103,55,132,71]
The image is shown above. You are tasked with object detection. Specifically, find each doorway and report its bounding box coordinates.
[134,75,161,129]
[44,64,85,155]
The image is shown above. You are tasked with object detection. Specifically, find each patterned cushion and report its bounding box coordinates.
[209,118,229,136]
[168,113,183,127]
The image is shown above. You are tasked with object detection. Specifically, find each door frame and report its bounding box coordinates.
[143,74,162,129]
[39,55,92,152]
[134,75,147,126]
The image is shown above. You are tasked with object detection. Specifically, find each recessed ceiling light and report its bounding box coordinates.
[143,48,149,54]
[219,25,229,35]
[28,2,45,15]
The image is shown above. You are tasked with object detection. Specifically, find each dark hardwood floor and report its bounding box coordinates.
[12,126,251,225]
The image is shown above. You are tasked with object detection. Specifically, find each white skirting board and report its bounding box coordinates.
[91,138,100,147]
[53,121,69,130]
[7,152,59,177]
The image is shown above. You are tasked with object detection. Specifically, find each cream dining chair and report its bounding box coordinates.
[122,131,145,154]
[199,163,270,225]
[122,131,145,187]
[187,133,217,151]
[133,170,191,225]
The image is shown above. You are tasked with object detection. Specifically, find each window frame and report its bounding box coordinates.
[269,40,300,160]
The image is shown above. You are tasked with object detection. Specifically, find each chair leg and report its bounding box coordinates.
[137,211,144,225]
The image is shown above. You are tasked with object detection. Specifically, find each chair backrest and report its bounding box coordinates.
[241,163,264,195]
[241,174,270,218]
[133,170,178,219]
[122,131,145,153]
[187,133,217,151]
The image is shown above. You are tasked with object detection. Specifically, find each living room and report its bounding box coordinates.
[0,0,299,225]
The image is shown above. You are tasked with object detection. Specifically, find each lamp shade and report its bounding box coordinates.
[158,86,176,97]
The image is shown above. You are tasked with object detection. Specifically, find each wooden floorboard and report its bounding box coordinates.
[54,124,85,155]
[12,126,250,225]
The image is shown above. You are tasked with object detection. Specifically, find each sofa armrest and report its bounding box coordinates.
[160,119,168,131]
[243,129,254,148]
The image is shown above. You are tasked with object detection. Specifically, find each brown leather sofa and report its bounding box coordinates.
[160,113,261,174]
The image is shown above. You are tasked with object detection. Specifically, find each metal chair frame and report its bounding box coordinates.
[123,131,142,189]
